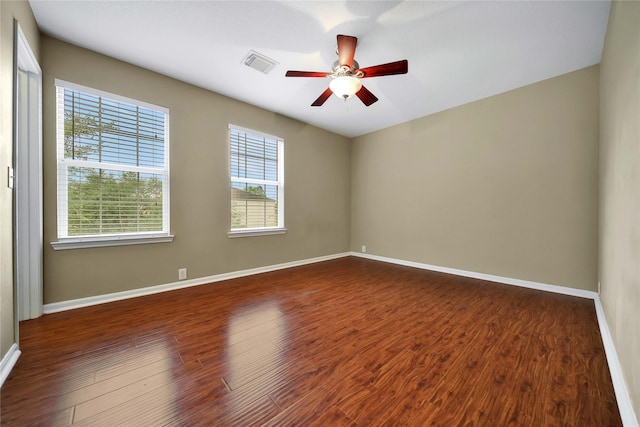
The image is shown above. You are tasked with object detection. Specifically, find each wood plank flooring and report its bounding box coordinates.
[0,257,622,426]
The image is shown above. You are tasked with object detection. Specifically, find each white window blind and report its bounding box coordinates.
[55,80,170,243]
[229,125,284,232]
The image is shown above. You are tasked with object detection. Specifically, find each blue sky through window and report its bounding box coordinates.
[65,89,165,168]
[230,129,279,200]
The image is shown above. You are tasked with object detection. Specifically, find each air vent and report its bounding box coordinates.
[243,50,278,75]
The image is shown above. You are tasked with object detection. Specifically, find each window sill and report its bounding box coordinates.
[227,228,287,238]
[51,234,174,250]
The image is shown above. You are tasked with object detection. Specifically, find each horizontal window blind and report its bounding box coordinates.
[56,80,170,239]
[230,125,283,230]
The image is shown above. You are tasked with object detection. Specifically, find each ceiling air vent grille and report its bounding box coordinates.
[243,50,278,75]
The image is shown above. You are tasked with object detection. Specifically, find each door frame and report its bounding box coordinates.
[13,21,43,328]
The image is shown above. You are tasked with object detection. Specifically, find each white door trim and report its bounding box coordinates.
[14,22,43,322]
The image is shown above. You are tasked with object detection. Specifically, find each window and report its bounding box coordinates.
[229,125,284,237]
[53,80,172,249]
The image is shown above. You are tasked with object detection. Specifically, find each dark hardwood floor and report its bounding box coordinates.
[1,257,621,426]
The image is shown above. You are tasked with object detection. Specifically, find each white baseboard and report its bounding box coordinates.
[0,344,21,388]
[43,252,350,314]
[594,297,639,427]
[350,251,637,426]
[350,252,598,299]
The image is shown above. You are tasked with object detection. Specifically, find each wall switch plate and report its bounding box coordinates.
[178,268,187,280]
[8,166,14,189]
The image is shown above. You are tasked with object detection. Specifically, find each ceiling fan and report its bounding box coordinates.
[286,34,408,107]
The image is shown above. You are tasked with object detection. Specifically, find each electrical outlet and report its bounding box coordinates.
[178,268,187,280]
[361,245,366,253]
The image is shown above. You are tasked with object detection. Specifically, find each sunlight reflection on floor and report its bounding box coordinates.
[55,337,179,424]
[226,300,288,412]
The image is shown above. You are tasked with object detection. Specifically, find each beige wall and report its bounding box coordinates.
[0,0,39,368]
[351,65,599,291]
[41,36,351,303]
[599,0,640,417]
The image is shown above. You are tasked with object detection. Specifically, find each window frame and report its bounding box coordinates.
[228,124,285,238]
[52,79,173,250]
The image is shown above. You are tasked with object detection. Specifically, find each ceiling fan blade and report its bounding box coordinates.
[358,60,408,78]
[311,88,334,106]
[337,34,357,69]
[286,70,329,78]
[356,85,378,106]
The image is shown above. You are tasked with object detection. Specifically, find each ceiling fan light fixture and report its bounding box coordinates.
[329,75,362,99]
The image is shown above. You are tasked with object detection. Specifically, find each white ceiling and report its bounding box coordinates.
[29,0,611,138]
